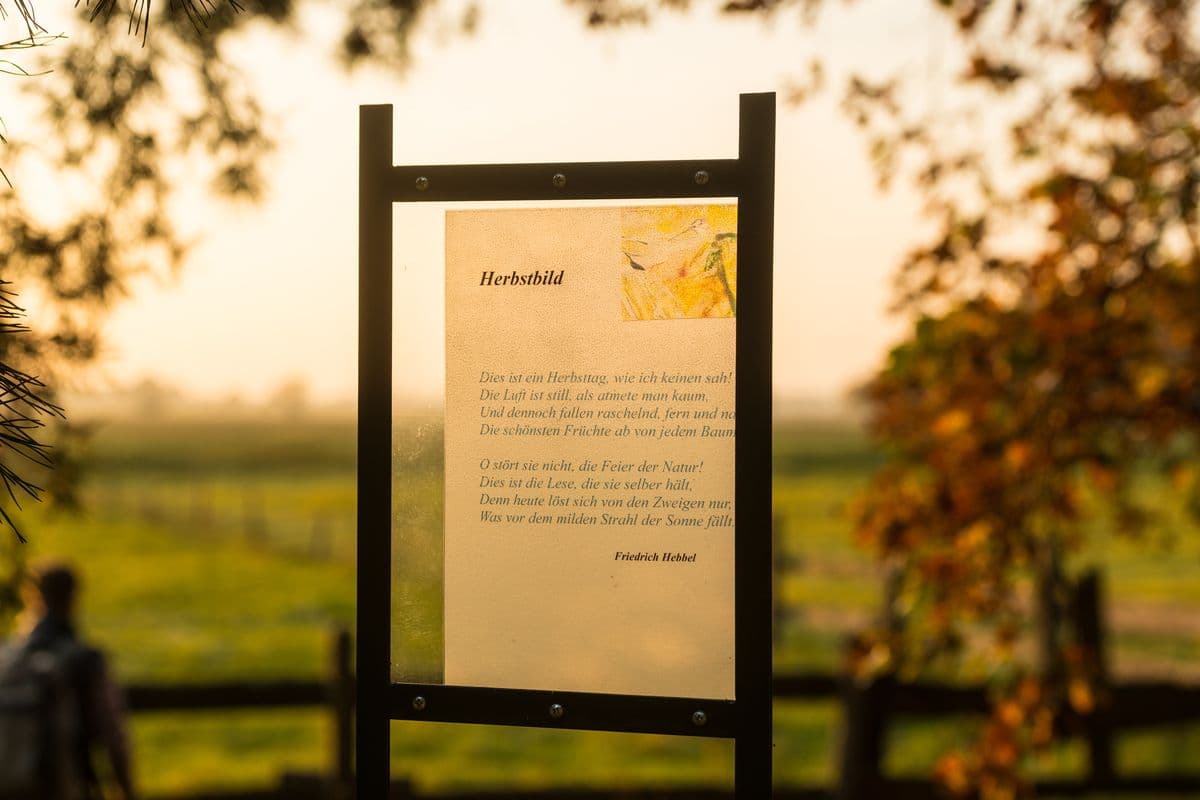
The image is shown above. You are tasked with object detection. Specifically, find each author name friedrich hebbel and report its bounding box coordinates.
[614,551,697,563]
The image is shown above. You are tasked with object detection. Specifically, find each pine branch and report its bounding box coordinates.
[73,0,244,44]
[0,0,45,38]
[0,280,64,542]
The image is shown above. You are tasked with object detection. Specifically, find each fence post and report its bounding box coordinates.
[837,669,891,800]
[331,627,355,799]
[1071,569,1115,787]
[1035,541,1067,689]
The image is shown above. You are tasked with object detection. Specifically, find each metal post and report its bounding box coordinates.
[734,91,776,797]
[358,103,394,799]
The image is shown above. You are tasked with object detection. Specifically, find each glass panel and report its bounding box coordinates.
[392,200,737,700]
[391,202,448,684]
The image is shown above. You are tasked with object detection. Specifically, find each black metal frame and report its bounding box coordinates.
[358,93,775,798]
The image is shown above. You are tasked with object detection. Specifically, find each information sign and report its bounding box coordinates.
[357,94,774,798]
[445,205,737,699]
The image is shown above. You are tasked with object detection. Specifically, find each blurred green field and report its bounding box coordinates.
[10,416,1200,796]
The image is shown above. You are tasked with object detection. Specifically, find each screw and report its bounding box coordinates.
[415,176,430,191]
[552,173,567,188]
[692,710,708,727]
[412,696,426,711]
[549,703,565,719]
[694,170,710,186]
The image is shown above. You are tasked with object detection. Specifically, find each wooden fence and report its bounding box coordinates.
[132,628,354,800]
[134,575,1200,800]
[824,569,1200,800]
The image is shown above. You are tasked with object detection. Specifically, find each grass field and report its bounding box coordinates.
[10,416,1200,796]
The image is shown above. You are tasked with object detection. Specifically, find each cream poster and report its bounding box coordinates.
[444,205,736,699]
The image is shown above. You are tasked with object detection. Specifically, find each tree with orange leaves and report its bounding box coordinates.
[844,1,1200,795]
[582,0,1200,794]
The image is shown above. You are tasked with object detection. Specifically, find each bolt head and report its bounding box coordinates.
[552,173,567,188]
[415,176,430,191]
[412,695,427,711]
[694,170,710,186]
[549,703,565,719]
[692,710,708,727]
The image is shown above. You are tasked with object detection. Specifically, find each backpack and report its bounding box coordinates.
[0,639,88,800]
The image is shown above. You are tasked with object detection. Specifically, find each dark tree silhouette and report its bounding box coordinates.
[0,0,269,537]
[0,0,471,538]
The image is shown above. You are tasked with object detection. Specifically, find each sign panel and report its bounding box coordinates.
[444,204,737,699]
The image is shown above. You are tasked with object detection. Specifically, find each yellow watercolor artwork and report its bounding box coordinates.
[620,204,737,321]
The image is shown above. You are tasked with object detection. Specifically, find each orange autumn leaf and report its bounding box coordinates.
[1002,441,1032,470]
[932,409,971,437]
[934,753,973,796]
[1068,678,1096,714]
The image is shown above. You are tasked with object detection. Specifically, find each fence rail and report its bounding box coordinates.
[128,681,331,711]
[774,670,1200,725]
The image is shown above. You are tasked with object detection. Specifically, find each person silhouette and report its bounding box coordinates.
[18,562,137,800]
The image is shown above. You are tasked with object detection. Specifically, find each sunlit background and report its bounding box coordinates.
[3,0,1200,798]
[24,0,946,407]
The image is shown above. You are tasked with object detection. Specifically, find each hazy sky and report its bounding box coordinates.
[33,0,956,404]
